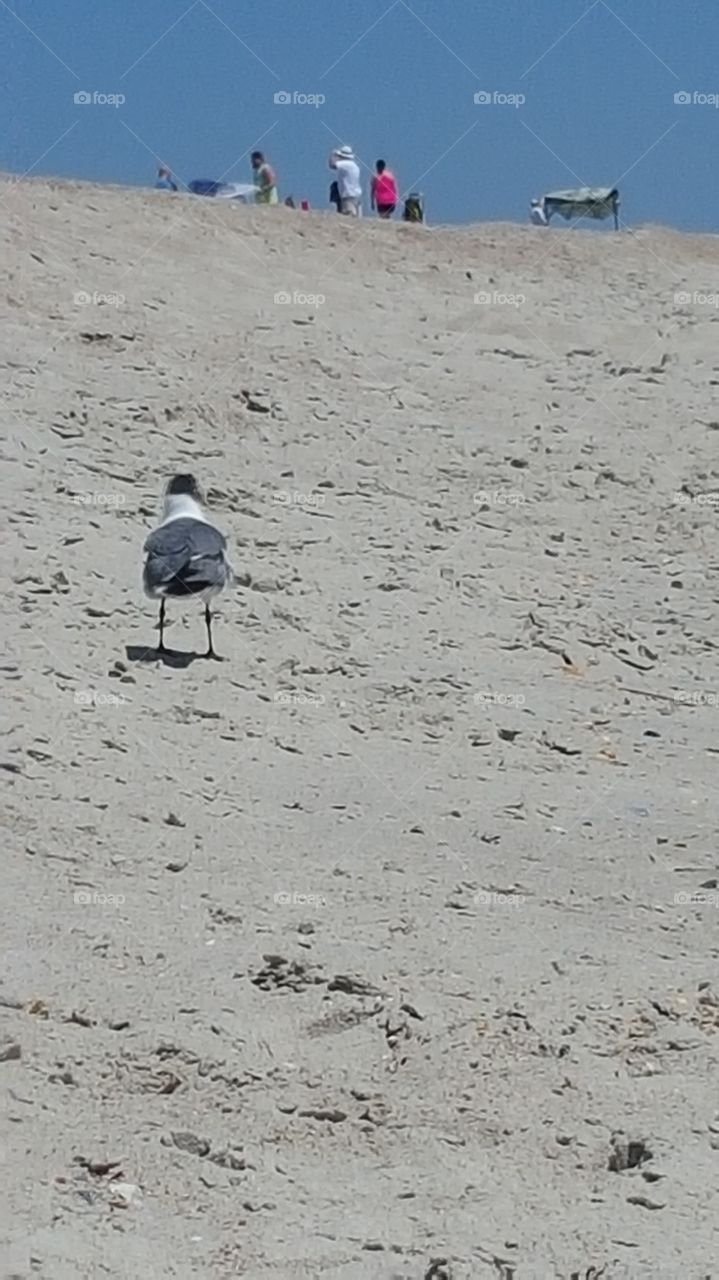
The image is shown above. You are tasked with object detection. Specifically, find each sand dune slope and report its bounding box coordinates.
[3,177,719,1277]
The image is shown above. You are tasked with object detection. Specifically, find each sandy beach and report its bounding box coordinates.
[3,175,719,1278]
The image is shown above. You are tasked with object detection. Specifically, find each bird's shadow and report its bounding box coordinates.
[126,644,213,669]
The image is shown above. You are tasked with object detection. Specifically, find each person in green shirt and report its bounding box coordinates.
[251,151,279,205]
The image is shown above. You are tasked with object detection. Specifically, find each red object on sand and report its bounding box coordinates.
[300,200,310,211]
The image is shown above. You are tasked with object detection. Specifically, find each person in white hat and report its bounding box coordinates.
[328,145,362,216]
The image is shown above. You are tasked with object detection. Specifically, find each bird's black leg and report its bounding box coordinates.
[158,599,167,652]
[204,603,221,660]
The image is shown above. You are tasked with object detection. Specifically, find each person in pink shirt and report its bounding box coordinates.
[370,159,398,218]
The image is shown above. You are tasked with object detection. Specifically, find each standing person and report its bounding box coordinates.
[154,165,178,192]
[328,145,362,216]
[251,151,279,205]
[371,159,398,218]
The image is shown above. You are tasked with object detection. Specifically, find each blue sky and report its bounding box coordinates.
[1,0,716,227]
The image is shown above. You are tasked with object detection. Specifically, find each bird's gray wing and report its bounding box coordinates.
[143,518,229,594]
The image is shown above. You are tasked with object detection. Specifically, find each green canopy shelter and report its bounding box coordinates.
[542,186,620,230]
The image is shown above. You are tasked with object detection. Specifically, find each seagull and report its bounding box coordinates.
[143,474,232,659]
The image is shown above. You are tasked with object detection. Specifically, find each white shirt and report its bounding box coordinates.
[334,158,361,199]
